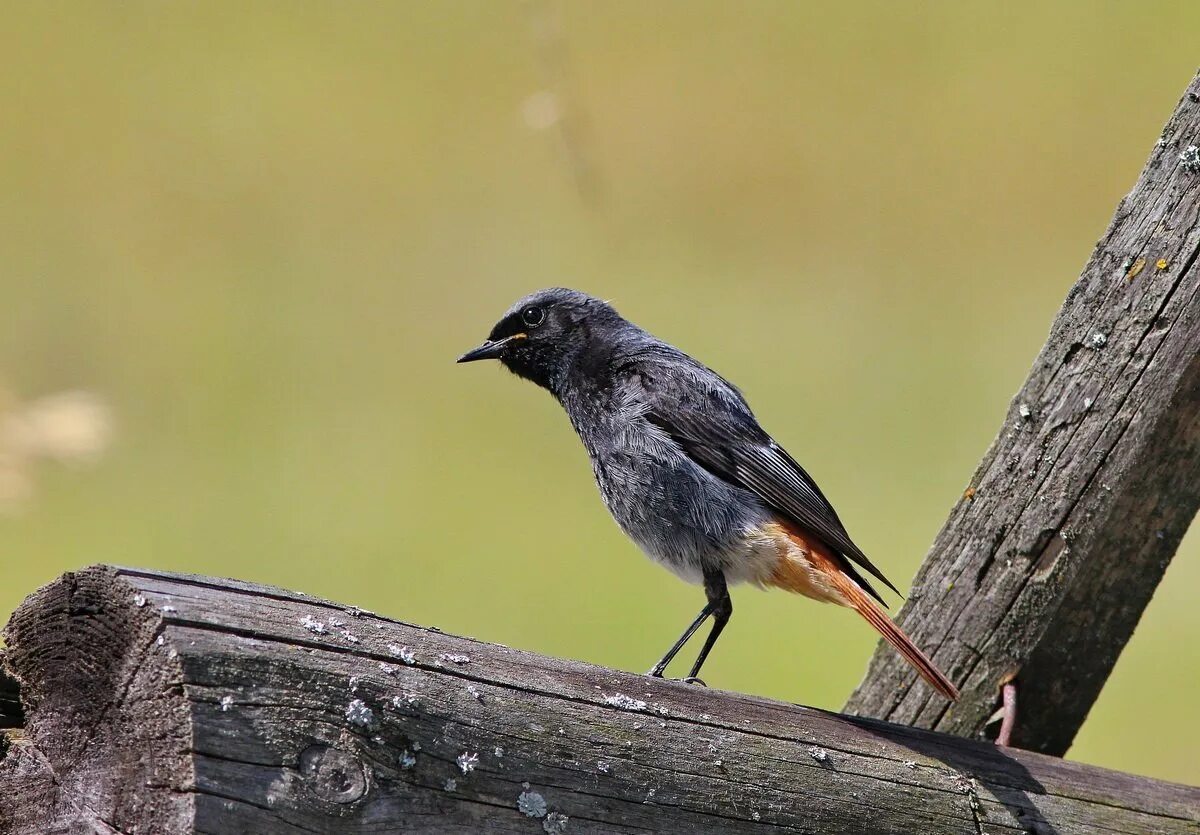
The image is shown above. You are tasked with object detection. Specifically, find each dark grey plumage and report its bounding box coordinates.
[458,288,958,699]
[460,288,889,600]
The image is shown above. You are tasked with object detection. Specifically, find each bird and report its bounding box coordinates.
[457,288,958,700]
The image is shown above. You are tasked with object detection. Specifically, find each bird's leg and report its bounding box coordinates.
[646,599,716,678]
[646,569,733,682]
[684,570,732,683]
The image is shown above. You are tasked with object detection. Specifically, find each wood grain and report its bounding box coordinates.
[0,651,21,730]
[2,566,1196,834]
[845,71,1200,756]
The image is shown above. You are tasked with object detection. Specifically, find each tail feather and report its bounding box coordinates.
[833,574,960,701]
[767,520,959,701]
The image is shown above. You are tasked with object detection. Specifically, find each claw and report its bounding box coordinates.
[643,670,707,686]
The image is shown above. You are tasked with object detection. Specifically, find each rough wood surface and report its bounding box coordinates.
[2,566,1196,834]
[0,651,21,729]
[845,72,1200,755]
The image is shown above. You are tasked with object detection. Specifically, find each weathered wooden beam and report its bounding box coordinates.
[846,71,1200,755]
[2,567,1196,834]
[0,652,20,730]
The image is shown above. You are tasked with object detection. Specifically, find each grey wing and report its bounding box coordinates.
[620,353,899,604]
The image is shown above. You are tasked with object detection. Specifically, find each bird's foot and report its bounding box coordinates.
[643,671,707,686]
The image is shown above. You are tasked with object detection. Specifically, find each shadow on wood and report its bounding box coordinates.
[1,566,1195,834]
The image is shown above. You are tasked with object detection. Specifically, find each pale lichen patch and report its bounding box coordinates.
[346,698,375,728]
[543,811,569,833]
[518,790,548,818]
[456,751,479,774]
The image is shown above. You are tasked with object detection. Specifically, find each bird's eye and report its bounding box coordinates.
[521,306,546,328]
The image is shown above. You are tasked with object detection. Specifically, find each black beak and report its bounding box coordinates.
[456,334,525,363]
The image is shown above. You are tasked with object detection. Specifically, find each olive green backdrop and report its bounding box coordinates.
[2,2,1196,784]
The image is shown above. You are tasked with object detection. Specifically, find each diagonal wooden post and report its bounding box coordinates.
[845,72,1200,755]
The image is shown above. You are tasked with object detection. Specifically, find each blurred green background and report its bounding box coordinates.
[2,2,1197,784]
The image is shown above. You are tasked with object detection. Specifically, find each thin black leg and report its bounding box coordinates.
[646,598,715,677]
[686,570,732,681]
[646,568,732,680]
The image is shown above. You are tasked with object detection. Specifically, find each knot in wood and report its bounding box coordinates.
[299,744,368,804]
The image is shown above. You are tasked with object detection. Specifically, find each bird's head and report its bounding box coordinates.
[457,288,621,393]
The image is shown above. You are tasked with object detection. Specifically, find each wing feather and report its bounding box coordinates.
[625,355,900,603]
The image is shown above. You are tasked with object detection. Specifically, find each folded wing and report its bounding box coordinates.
[621,350,899,606]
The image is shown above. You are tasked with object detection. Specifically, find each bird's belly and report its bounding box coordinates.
[591,445,779,586]
[618,519,721,585]
[627,521,787,587]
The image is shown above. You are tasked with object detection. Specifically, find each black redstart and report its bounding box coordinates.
[458,288,958,699]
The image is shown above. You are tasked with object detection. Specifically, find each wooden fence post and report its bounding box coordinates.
[846,71,1200,755]
[1,566,1196,833]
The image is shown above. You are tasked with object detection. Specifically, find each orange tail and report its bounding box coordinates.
[767,522,959,701]
[833,574,959,701]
